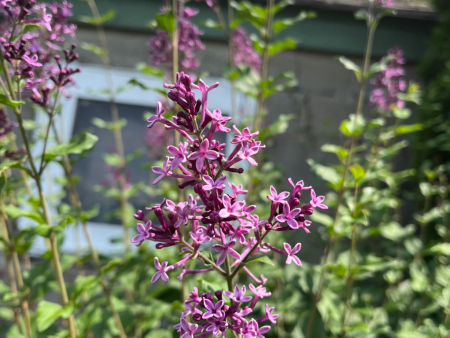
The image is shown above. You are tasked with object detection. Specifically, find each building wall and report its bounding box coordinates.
[71,27,420,261]
[75,26,419,194]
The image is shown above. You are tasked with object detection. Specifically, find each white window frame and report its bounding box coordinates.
[28,63,255,255]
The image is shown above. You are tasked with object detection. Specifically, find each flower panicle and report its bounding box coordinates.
[134,72,328,337]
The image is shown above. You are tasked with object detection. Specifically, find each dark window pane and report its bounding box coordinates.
[70,99,158,225]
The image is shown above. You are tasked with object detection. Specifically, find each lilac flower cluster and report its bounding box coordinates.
[0,0,79,109]
[132,72,327,337]
[231,27,261,72]
[370,47,406,111]
[148,6,205,72]
[174,285,277,337]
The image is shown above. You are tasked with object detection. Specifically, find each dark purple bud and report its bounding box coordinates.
[265,224,273,231]
[214,291,222,301]
[194,99,201,114]
[182,74,192,92]
[200,113,212,129]
[178,180,197,189]
[295,215,305,223]
[290,197,300,208]
[226,167,244,174]
[192,313,202,321]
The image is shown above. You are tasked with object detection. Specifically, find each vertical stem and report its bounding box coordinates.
[37,182,78,338]
[246,0,274,202]
[1,202,32,338]
[225,256,233,292]
[85,0,130,251]
[305,13,378,338]
[51,122,128,338]
[226,1,238,123]
[341,224,358,338]
[274,252,285,338]
[2,55,77,338]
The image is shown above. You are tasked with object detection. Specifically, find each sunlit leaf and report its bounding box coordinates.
[243,253,275,267]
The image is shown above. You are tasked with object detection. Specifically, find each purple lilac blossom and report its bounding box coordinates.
[370,47,407,111]
[231,27,262,72]
[132,72,327,337]
[148,6,204,72]
[0,0,80,106]
[174,285,273,337]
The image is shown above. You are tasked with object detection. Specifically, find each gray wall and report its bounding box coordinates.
[75,26,419,195]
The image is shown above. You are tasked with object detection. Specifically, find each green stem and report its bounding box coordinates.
[230,228,272,280]
[85,0,131,252]
[246,0,274,203]
[180,238,226,276]
[340,224,358,338]
[38,87,61,175]
[0,207,27,337]
[50,122,128,338]
[305,13,378,338]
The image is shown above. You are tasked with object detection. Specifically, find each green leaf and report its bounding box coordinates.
[243,253,275,267]
[0,172,6,193]
[393,107,411,119]
[404,238,422,256]
[337,56,361,80]
[379,222,415,242]
[156,10,176,33]
[101,258,122,274]
[22,119,38,130]
[307,159,341,188]
[34,224,52,238]
[310,211,334,227]
[3,204,44,223]
[45,132,98,160]
[79,10,116,25]
[80,204,100,222]
[268,37,296,57]
[230,1,267,30]
[200,250,215,267]
[410,261,428,292]
[396,123,423,134]
[36,301,73,332]
[197,279,226,294]
[0,160,21,173]
[0,94,24,109]
[430,243,450,256]
[273,11,316,34]
[259,114,294,140]
[92,117,127,130]
[72,275,99,301]
[339,114,365,136]
[80,42,106,57]
[262,71,298,98]
[321,144,349,160]
[354,9,369,21]
[103,153,121,167]
[203,19,223,31]
[12,23,42,41]
[349,165,365,184]
[128,79,167,96]
[135,62,164,77]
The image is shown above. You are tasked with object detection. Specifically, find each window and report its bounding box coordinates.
[29,64,254,255]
